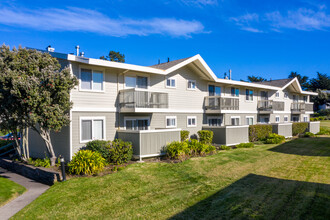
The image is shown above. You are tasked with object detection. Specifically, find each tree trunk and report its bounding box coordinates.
[12,131,22,159]
[20,127,29,160]
[39,128,56,166]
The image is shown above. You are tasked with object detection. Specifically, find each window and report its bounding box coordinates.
[208,85,221,96]
[125,76,148,89]
[293,95,298,102]
[275,92,280,98]
[81,69,104,91]
[208,117,222,126]
[292,116,299,122]
[80,118,105,142]
[246,89,253,101]
[125,118,149,130]
[166,116,177,128]
[284,116,288,122]
[303,116,308,122]
[231,87,239,97]
[275,116,280,123]
[187,116,197,127]
[303,96,308,102]
[231,116,240,126]
[284,92,288,99]
[260,91,268,100]
[187,80,196,90]
[166,78,176,88]
[246,116,253,125]
[260,116,269,124]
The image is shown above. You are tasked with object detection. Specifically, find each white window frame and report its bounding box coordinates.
[165,77,176,89]
[245,116,254,125]
[284,92,289,99]
[275,115,280,123]
[124,117,150,130]
[284,115,289,123]
[187,79,196,90]
[303,115,308,122]
[79,68,105,92]
[124,75,149,90]
[166,116,177,128]
[231,87,240,97]
[208,84,222,96]
[245,89,254,102]
[303,96,308,103]
[231,116,240,126]
[207,116,222,127]
[275,91,280,98]
[187,116,197,127]
[259,116,270,124]
[80,116,106,143]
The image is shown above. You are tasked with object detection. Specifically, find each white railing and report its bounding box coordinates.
[205,96,239,110]
[119,89,168,109]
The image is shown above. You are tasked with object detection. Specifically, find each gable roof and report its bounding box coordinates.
[254,78,292,88]
[150,57,191,70]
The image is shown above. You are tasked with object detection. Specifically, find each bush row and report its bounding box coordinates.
[249,125,272,142]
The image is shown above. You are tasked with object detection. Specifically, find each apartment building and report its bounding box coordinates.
[28,50,319,161]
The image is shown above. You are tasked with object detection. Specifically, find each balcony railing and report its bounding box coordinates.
[258,100,284,112]
[119,89,168,111]
[205,96,239,111]
[291,102,305,113]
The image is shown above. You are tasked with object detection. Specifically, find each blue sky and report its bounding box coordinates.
[0,0,329,81]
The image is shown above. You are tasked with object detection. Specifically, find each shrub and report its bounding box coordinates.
[186,139,216,155]
[292,122,308,136]
[180,130,190,142]
[264,133,285,144]
[197,130,213,144]
[85,140,111,160]
[318,109,330,117]
[68,150,105,175]
[236,143,254,148]
[304,132,316,137]
[249,125,272,142]
[108,139,133,165]
[219,145,231,150]
[166,141,189,160]
[317,127,330,135]
[28,157,51,168]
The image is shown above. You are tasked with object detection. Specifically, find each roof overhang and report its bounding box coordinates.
[282,78,318,96]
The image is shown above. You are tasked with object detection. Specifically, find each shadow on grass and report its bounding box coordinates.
[268,137,330,156]
[170,174,330,220]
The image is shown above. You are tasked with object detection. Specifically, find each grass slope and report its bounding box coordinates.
[13,137,330,219]
[0,177,26,207]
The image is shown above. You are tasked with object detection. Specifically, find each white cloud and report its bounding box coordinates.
[230,6,330,33]
[0,7,205,37]
[179,0,218,6]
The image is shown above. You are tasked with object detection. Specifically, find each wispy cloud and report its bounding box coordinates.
[179,0,218,7]
[230,6,330,33]
[0,7,205,37]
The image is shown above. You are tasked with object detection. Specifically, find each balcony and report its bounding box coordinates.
[258,100,285,114]
[204,96,239,113]
[291,102,313,114]
[119,89,168,113]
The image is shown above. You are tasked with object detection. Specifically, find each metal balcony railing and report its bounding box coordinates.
[205,96,239,110]
[291,103,305,112]
[258,100,284,111]
[119,89,168,109]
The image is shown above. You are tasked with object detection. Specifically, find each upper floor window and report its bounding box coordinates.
[284,92,289,99]
[246,89,253,101]
[125,76,148,89]
[187,80,196,90]
[275,92,280,98]
[166,116,177,128]
[209,85,221,96]
[81,69,104,91]
[231,87,239,97]
[166,78,176,88]
[187,116,197,127]
[303,96,308,102]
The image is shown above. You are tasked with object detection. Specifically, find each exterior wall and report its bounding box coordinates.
[28,126,70,161]
[223,113,258,126]
[272,123,292,138]
[71,111,117,155]
[202,125,249,146]
[308,121,320,134]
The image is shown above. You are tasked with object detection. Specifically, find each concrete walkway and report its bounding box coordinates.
[0,167,49,220]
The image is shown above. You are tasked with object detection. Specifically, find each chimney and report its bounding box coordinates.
[158,59,160,65]
[75,45,80,56]
[167,57,170,63]
[224,72,228,79]
[80,52,85,57]
[46,45,55,52]
[229,69,232,80]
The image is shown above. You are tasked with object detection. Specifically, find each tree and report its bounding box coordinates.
[308,72,330,92]
[0,45,78,165]
[312,89,330,110]
[288,72,309,90]
[100,51,125,63]
[247,75,267,82]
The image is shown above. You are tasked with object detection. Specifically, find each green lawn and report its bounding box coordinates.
[0,177,26,207]
[13,137,330,219]
[321,120,330,129]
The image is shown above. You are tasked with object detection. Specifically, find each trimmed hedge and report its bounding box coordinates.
[198,130,213,144]
[292,122,308,136]
[180,130,190,142]
[249,125,272,142]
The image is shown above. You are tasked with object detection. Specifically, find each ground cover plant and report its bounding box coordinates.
[264,133,286,144]
[68,150,106,175]
[0,177,26,207]
[14,136,330,219]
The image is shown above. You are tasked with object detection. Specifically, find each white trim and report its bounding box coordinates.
[275,91,280,99]
[305,111,314,114]
[165,77,176,89]
[245,116,254,125]
[72,107,117,112]
[245,89,254,101]
[79,116,106,144]
[117,128,181,134]
[71,107,205,113]
[230,116,240,126]
[187,79,196,90]
[165,116,177,128]
[123,116,150,130]
[284,115,289,123]
[273,111,291,114]
[230,87,240,97]
[303,115,309,122]
[226,125,249,128]
[79,67,105,93]
[69,109,72,160]
[275,115,280,123]
[284,92,289,99]
[187,116,197,127]
[221,110,258,114]
[124,75,149,90]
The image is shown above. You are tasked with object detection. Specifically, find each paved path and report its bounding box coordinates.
[0,167,49,220]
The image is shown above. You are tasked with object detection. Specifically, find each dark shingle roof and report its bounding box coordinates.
[150,57,191,70]
[253,78,293,88]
